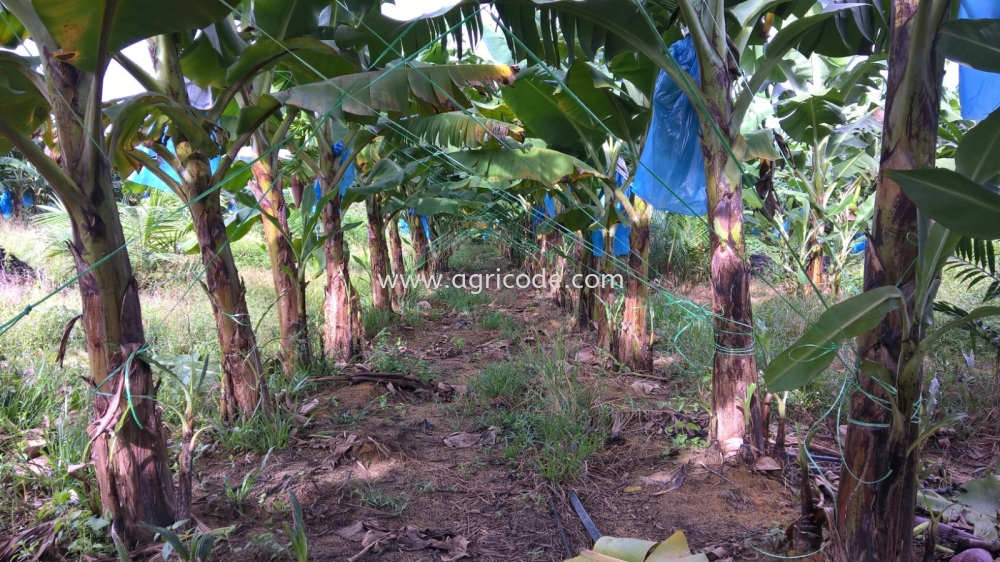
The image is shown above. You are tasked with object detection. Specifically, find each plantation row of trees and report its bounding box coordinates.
[2,0,1000,560]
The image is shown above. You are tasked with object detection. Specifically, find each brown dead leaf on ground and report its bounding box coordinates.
[574,347,601,365]
[0,519,56,561]
[630,381,661,395]
[643,464,687,495]
[295,432,388,468]
[338,521,473,561]
[755,456,782,472]
[443,427,497,448]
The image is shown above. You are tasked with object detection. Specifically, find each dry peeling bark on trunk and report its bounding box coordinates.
[411,215,431,281]
[689,7,764,458]
[150,36,269,416]
[836,1,946,560]
[322,184,364,361]
[576,233,595,330]
[595,227,617,353]
[75,234,176,542]
[428,217,451,274]
[41,52,175,543]
[387,216,407,307]
[705,151,764,457]
[367,196,393,311]
[250,157,309,369]
[617,198,653,371]
[181,145,267,420]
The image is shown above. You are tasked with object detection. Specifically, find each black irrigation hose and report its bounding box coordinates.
[569,491,602,543]
[549,491,573,559]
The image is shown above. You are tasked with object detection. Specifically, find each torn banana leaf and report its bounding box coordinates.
[565,531,710,562]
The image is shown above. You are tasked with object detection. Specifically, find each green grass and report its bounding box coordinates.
[470,342,608,483]
[352,483,409,516]
[434,286,492,315]
[361,306,398,335]
[471,361,533,401]
[449,237,506,271]
[215,406,295,454]
[479,310,521,339]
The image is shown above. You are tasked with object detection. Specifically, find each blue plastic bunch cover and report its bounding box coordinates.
[127,140,221,192]
[591,171,631,257]
[0,190,11,217]
[398,214,431,242]
[631,36,707,216]
[313,142,357,202]
[959,0,1000,120]
[0,190,32,218]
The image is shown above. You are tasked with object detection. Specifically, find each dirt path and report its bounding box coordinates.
[196,282,795,561]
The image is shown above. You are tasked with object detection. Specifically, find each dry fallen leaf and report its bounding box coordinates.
[630,381,661,395]
[340,521,472,561]
[443,428,496,448]
[574,347,601,365]
[23,428,45,459]
[755,456,782,472]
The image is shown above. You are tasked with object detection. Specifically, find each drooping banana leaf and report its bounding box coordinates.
[384,112,525,150]
[28,0,239,72]
[0,52,50,155]
[273,63,516,121]
[444,147,603,186]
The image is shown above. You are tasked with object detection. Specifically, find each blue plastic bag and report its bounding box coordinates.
[959,0,1000,120]
[127,139,222,192]
[592,176,632,257]
[632,36,707,215]
[0,190,11,218]
[531,194,558,228]
[591,225,631,257]
[313,142,357,202]
[398,212,431,241]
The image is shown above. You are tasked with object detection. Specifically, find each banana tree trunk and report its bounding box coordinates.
[387,216,407,307]
[835,1,946,560]
[428,217,450,273]
[546,233,566,306]
[181,144,268,419]
[74,213,176,543]
[149,35,270,408]
[249,158,309,369]
[11,190,22,218]
[617,198,653,370]
[595,227,616,352]
[691,0,764,457]
[367,196,393,311]
[703,138,765,457]
[577,233,595,330]
[321,181,364,361]
[411,215,431,281]
[42,54,174,543]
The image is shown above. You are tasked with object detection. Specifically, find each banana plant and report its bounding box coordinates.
[748,88,880,296]
[395,0,874,454]
[270,59,519,360]
[0,150,47,216]
[0,0,239,542]
[176,6,365,371]
[766,102,1000,562]
[110,33,276,419]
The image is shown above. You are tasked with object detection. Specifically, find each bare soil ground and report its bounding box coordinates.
[195,282,797,561]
